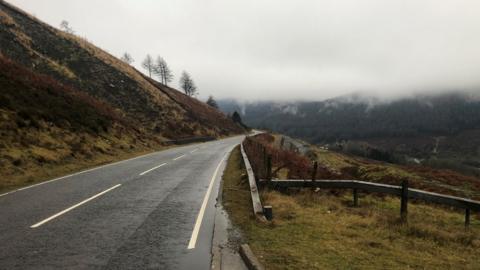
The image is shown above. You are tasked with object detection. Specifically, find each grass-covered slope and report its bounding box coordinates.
[0,55,163,191]
[0,0,242,138]
[223,146,480,269]
[259,133,480,200]
[0,1,243,191]
[144,76,242,137]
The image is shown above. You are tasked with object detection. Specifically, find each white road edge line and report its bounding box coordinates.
[30,184,121,228]
[173,154,186,161]
[190,148,198,153]
[187,152,229,250]
[139,163,167,176]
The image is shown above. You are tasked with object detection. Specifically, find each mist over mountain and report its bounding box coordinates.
[220,90,480,141]
[219,90,480,175]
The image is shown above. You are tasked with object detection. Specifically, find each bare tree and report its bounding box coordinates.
[179,71,197,97]
[153,56,174,86]
[142,54,154,77]
[120,52,134,65]
[206,95,219,109]
[60,20,75,34]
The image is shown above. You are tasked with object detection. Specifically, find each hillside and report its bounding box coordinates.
[0,0,241,138]
[219,92,480,176]
[246,133,480,200]
[0,1,243,191]
[222,141,480,269]
[0,55,153,191]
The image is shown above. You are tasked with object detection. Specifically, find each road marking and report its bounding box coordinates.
[187,152,228,250]
[190,148,198,153]
[0,150,164,198]
[139,163,167,176]
[0,191,14,198]
[173,154,185,161]
[30,184,121,228]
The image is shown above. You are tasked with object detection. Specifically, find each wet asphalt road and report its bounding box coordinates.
[0,135,244,269]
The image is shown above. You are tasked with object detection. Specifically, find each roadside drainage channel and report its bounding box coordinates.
[211,166,248,270]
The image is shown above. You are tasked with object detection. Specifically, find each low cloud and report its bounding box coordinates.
[10,0,480,101]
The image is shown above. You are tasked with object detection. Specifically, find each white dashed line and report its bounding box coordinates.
[190,148,198,153]
[139,163,167,176]
[173,155,185,161]
[30,184,121,228]
[0,150,162,198]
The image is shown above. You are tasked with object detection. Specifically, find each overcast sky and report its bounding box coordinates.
[8,0,480,101]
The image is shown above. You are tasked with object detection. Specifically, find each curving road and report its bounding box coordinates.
[0,135,244,269]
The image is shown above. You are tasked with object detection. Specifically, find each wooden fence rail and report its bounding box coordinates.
[243,136,478,227]
[263,179,480,226]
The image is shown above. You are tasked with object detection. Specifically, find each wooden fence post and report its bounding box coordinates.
[400,180,409,223]
[263,146,267,178]
[311,161,318,182]
[465,208,470,229]
[266,155,272,181]
[353,189,358,207]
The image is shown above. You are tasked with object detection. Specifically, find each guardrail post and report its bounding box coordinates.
[264,206,273,221]
[266,155,272,181]
[311,161,318,182]
[465,208,470,229]
[353,189,359,207]
[400,180,409,223]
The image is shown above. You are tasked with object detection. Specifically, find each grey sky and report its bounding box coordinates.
[8,0,480,101]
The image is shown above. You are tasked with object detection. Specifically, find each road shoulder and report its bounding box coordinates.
[211,146,247,270]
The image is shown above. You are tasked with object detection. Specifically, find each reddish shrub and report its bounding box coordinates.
[243,135,334,180]
[0,54,126,127]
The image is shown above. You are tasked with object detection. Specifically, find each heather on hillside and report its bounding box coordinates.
[0,1,242,139]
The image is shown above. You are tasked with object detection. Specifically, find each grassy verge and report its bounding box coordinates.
[223,146,480,269]
[222,145,254,228]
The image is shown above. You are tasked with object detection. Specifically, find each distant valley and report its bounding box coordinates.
[219,92,480,176]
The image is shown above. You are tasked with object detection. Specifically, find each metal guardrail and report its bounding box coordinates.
[163,136,215,145]
[263,179,480,226]
[241,142,267,221]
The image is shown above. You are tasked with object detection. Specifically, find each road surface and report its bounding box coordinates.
[0,135,244,269]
